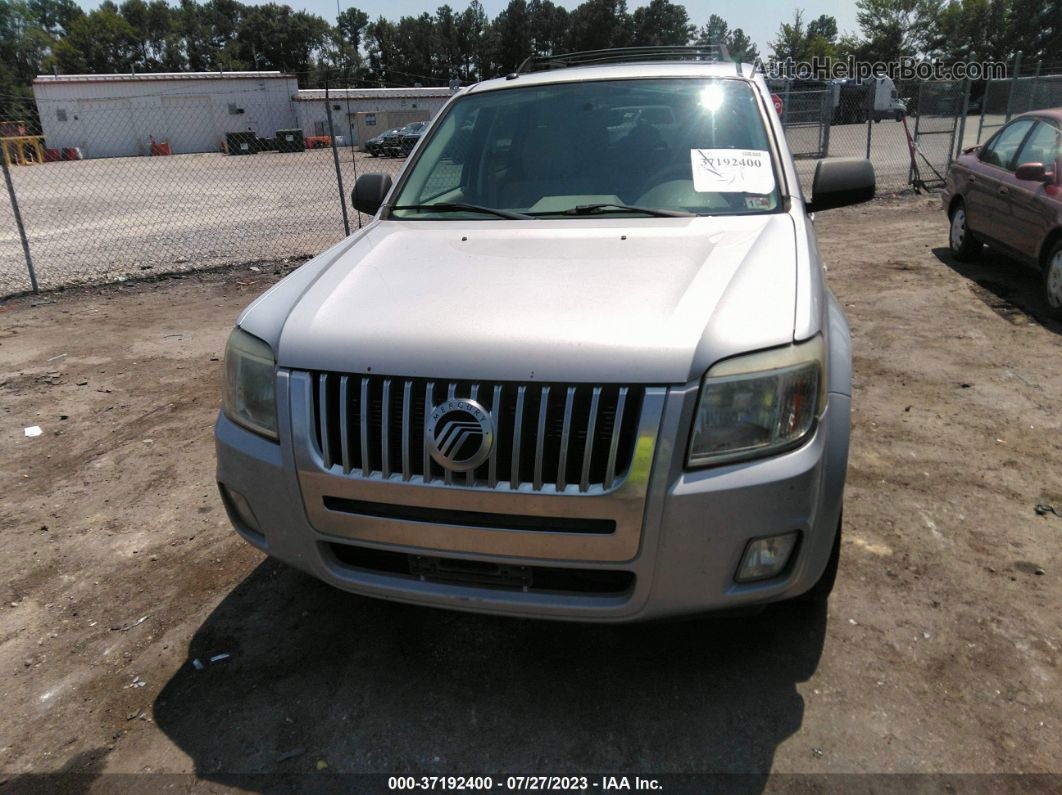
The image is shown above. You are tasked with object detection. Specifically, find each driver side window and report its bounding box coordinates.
[980,119,1035,170]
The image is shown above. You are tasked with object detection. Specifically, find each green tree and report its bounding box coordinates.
[696,13,729,47]
[933,0,1010,62]
[528,0,568,57]
[806,14,838,44]
[235,3,330,73]
[54,4,140,73]
[631,0,692,47]
[565,0,632,53]
[491,0,532,73]
[727,28,759,63]
[331,6,369,75]
[854,0,944,61]
[769,8,809,61]
[28,0,83,36]
[457,0,490,79]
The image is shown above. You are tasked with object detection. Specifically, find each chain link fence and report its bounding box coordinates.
[3,70,1062,298]
[775,77,965,195]
[0,86,407,297]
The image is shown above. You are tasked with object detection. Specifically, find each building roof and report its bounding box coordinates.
[294,87,454,101]
[34,71,294,85]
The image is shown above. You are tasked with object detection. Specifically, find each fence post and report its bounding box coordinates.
[976,79,989,143]
[820,88,831,158]
[1031,59,1042,111]
[865,87,873,160]
[954,76,971,160]
[909,82,923,185]
[1,152,39,293]
[324,80,351,237]
[1004,51,1022,122]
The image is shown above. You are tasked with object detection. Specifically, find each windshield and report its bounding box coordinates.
[391,78,780,219]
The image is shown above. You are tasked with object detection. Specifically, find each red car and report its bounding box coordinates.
[944,108,1062,319]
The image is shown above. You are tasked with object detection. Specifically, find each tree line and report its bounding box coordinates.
[2,0,1059,101]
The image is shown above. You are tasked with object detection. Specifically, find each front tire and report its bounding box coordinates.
[1042,241,1062,321]
[949,200,983,261]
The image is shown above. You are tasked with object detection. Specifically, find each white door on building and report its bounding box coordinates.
[76,98,138,158]
[162,95,216,154]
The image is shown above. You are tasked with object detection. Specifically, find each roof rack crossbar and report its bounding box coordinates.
[516,45,733,75]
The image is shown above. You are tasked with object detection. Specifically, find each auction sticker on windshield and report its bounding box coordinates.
[690,149,774,194]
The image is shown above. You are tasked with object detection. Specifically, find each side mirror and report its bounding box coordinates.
[351,173,393,216]
[1015,162,1050,183]
[809,158,875,212]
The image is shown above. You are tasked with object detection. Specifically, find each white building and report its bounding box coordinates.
[32,72,454,158]
[33,71,300,158]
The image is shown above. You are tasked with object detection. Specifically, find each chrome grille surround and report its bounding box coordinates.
[289,370,667,563]
[304,372,648,493]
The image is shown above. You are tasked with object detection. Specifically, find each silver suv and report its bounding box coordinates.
[216,50,875,621]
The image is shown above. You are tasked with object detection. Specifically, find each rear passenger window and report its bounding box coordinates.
[980,119,1035,170]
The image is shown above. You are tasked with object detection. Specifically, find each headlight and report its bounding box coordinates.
[223,328,278,440]
[687,336,825,468]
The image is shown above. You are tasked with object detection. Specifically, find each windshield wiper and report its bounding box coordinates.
[544,203,695,218]
[390,202,533,220]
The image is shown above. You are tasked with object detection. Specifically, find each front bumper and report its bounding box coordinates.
[215,377,849,623]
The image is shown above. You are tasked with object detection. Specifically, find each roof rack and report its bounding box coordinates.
[516,45,735,75]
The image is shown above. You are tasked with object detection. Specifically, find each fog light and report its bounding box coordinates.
[735,532,798,583]
[220,484,260,533]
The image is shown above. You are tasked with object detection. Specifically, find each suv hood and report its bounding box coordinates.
[276,215,798,384]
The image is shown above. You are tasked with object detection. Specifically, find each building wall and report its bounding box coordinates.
[31,76,454,157]
[294,93,451,145]
[33,76,299,158]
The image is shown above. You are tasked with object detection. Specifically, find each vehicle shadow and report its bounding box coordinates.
[932,246,1062,335]
[153,560,827,791]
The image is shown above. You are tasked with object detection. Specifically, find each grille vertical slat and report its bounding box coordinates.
[339,375,351,474]
[605,387,628,489]
[380,379,392,479]
[423,381,434,484]
[359,377,370,478]
[489,384,502,488]
[401,380,412,481]
[511,385,526,489]
[466,384,480,486]
[581,387,602,493]
[308,372,643,493]
[557,387,575,491]
[533,385,550,490]
[444,383,457,486]
[318,373,332,470]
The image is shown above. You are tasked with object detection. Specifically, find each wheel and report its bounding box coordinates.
[796,511,842,603]
[1042,241,1062,321]
[949,200,983,261]
[895,111,904,122]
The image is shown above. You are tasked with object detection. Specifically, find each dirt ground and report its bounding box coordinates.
[0,195,1059,791]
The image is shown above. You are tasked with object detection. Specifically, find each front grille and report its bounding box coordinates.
[306,372,645,492]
